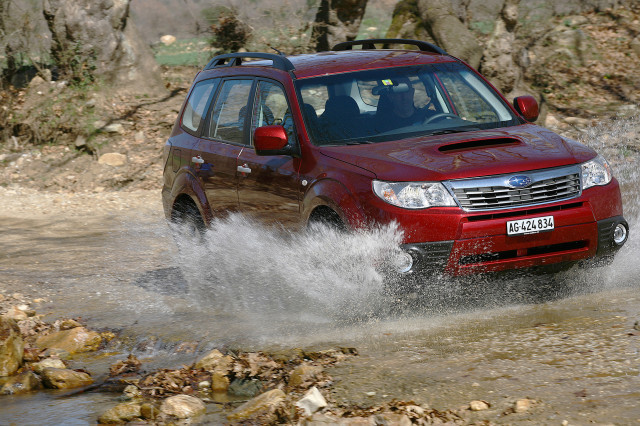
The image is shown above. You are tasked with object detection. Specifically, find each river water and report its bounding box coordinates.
[0,116,638,423]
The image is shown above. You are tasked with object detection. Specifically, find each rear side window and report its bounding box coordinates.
[205,79,253,144]
[181,79,218,133]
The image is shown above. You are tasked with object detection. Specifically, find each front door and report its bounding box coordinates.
[237,80,301,228]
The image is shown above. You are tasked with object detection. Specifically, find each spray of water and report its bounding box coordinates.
[172,215,405,328]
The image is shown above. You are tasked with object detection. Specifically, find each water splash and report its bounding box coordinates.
[173,215,405,328]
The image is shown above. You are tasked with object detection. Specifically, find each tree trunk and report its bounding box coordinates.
[312,0,369,52]
[42,0,164,93]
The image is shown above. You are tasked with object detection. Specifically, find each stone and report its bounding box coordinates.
[514,398,534,412]
[211,372,229,392]
[57,318,82,330]
[545,113,560,128]
[470,400,490,411]
[74,135,87,148]
[123,384,142,399]
[0,317,24,376]
[104,123,125,134]
[41,367,94,389]
[98,152,127,167]
[160,394,206,419]
[3,306,28,321]
[35,327,102,354]
[0,371,43,394]
[140,403,159,420]
[98,402,142,424]
[374,413,412,425]
[295,386,327,416]
[195,349,224,370]
[160,34,177,46]
[227,388,287,422]
[134,131,145,143]
[631,36,640,57]
[32,357,66,374]
[289,364,323,387]
[228,378,262,397]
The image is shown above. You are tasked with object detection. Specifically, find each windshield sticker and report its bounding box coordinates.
[381,79,393,86]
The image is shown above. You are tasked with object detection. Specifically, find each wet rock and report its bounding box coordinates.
[35,326,102,354]
[3,306,28,321]
[140,403,159,420]
[32,357,66,374]
[160,394,206,419]
[98,402,142,424]
[211,371,229,392]
[195,349,224,369]
[469,400,490,411]
[56,318,82,330]
[123,384,142,399]
[41,367,94,389]
[227,388,286,422]
[289,364,323,387]
[0,371,43,394]
[296,386,327,416]
[514,398,535,413]
[0,317,24,376]
[98,153,127,167]
[228,378,262,397]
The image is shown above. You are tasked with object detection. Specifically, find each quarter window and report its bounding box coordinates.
[205,79,253,144]
[181,79,217,133]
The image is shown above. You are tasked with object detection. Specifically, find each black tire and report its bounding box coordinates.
[171,200,206,240]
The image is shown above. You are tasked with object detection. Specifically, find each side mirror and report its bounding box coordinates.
[254,125,297,156]
[513,95,539,123]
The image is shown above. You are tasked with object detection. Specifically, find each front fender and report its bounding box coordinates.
[302,178,368,229]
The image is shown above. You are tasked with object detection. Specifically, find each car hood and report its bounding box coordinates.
[319,124,597,181]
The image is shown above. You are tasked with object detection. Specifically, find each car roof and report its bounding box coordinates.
[203,49,459,80]
[289,50,459,79]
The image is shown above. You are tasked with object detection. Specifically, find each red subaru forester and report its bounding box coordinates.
[162,39,628,276]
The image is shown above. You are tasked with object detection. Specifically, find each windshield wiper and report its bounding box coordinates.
[428,127,481,136]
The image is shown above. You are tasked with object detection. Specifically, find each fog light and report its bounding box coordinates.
[613,223,628,245]
[394,251,414,273]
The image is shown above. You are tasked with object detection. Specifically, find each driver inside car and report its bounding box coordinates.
[375,76,435,132]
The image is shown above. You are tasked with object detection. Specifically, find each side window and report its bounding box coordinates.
[251,81,296,145]
[181,79,218,133]
[205,79,253,144]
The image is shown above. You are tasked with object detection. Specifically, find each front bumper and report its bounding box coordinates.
[378,180,628,276]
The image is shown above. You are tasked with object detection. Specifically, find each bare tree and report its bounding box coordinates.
[311,0,369,52]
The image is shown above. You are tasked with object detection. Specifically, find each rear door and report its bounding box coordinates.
[197,78,254,217]
[237,79,302,227]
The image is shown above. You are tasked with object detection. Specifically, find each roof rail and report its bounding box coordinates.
[204,52,295,72]
[332,39,448,56]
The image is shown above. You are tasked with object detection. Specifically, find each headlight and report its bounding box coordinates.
[372,180,456,209]
[581,155,612,190]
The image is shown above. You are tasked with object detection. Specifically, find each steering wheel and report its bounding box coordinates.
[424,113,459,124]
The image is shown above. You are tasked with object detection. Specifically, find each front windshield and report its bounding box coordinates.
[296,62,520,146]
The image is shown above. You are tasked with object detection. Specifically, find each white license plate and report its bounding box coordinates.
[507,215,555,236]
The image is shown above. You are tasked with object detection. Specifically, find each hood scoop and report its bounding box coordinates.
[438,138,521,153]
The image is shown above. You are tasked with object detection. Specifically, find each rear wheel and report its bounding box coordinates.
[171,199,206,240]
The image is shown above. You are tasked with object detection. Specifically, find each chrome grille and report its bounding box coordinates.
[447,166,582,211]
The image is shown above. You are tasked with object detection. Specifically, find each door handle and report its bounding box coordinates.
[191,156,204,164]
[237,164,252,174]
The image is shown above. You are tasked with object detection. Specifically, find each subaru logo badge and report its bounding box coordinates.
[507,175,532,188]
